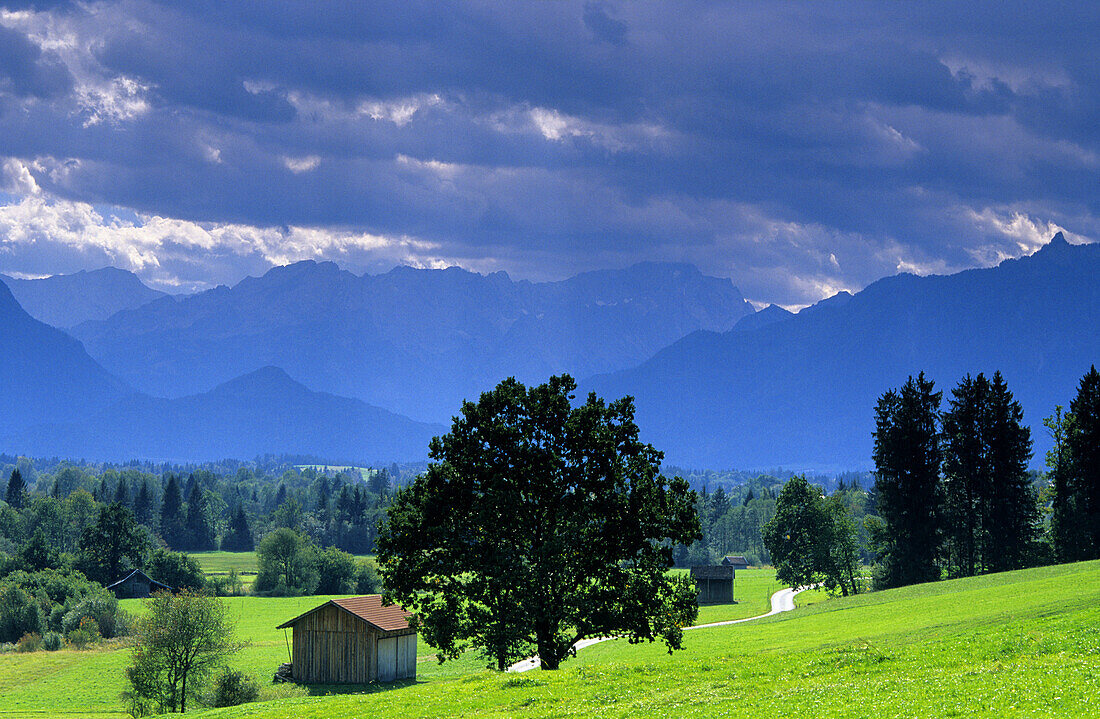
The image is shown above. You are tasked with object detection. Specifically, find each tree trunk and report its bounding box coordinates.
[180,672,187,713]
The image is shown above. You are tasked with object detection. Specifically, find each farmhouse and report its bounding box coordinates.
[104,569,172,599]
[276,595,417,684]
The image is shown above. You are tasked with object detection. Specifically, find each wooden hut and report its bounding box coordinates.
[690,565,735,604]
[721,555,751,570]
[276,595,416,684]
[104,569,172,599]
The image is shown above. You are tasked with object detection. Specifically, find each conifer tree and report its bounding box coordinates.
[185,483,215,551]
[942,374,989,576]
[160,475,187,549]
[872,373,943,588]
[1045,406,1084,562]
[134,480,154,527]
[983,371,1037,572]
[1067,366,1100,558]
[5,468,26,509]
[221,506,254,552]
[114,476,131,508]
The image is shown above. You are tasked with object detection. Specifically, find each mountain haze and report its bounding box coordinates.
[586,234,1100,469]
[0,281,132,436]
[0,267,167,328]
[12,366,443,464]
[72,262,754,422]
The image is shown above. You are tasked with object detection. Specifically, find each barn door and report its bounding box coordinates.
[378,637,397,682]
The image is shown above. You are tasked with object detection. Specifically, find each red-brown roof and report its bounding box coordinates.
[276,595,413,632]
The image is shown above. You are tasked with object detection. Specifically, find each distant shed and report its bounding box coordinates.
[105,569,172,599]
[276,595,416,684]
[722,555,751,570]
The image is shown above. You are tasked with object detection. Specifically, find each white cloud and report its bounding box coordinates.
[0,8,153,126]
[282,155,321,173]
[1,158,41,195]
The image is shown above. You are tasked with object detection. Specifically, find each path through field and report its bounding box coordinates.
[508,586,811,672]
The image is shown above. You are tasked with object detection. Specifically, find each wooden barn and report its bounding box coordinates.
[690,564,735,604]
[276,595,416,684]
[104,569,172,599]
[722,555,751,570]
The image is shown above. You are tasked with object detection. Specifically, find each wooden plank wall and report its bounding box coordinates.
[290,605,417,684]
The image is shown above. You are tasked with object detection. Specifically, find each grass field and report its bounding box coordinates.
[190,560,1100,718]
[0,569,777,718]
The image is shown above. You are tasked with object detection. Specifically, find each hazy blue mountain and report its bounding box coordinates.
[586,234,1100,470]
[13,366,445,464]
[732,304,794,332]
[72,261,753,422]
[0,267,167,328]
[0,281,131,435]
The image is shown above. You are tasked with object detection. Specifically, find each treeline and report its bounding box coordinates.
[870,366,1098,588]
[1,462,396,558]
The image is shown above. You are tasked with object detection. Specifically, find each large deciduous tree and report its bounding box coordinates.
[378,375,701,671]
[78,503,147,585]
[872,373,944,588]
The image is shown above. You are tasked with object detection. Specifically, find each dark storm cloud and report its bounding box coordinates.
[0,0,1097,305]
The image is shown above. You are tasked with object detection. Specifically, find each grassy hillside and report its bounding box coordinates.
[196,560,1100,718]
[0,570,776,718]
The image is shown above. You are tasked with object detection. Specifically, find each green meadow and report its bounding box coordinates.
[0,568,777,718]
[1,562,1096,718]
[197,560,1100,719]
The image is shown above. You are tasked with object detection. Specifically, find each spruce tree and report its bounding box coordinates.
[134,480,154,527]
[1067,366,1100,558]
[185,483,215,551]
[942,374,989,576]
[5,468,26,509]
[983,371,1036,572]
[159,475,187,549]
[222,506,254,552]
[1045,406,1084,562]
[114,476,131,508]
[872,373,943,588]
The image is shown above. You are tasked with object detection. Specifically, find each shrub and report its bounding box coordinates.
[16,632,41,652]
[315,546,357,594]
[0,583,44,643]
[67,616,100,649]
[209,569,245,597]
[355,559,382,594]
[42,631,64,651]
[210,669,260,707]
[62,591,126,638]
[147,548,206,592]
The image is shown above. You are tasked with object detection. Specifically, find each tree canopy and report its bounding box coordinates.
[378,375,700,671]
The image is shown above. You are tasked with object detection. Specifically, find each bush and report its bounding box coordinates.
[0,583,44,643]
[209,569,245,597]
[210,669,259,707]
[16,632,41,652]
[63,591,126,638]
[42,631,64,651]
[147,548,206,592]
[355,559,382,594]
[67,616,100,649]
[315,546,357,594]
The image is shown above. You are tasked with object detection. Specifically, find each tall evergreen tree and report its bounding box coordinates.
[221,506,254,552]
[134,480,154,527]
[983,371,1037,572]
[1045,406,1084,562]
[5,468,26,509]
[872,373,943,588]
[160,475,187,549]
[1067,366,1100,558]
[114,476,131,508]
[185,483,215,551]
[942,374,990,577]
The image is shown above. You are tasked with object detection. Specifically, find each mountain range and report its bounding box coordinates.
[69,261,753,422]
[0,267,167,328]
[1,235,1096,467]
[586,233,1099,469]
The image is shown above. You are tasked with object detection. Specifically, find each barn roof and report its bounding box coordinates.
[276,595,413,632]
[104,569,172,592]
[721,555,751,567]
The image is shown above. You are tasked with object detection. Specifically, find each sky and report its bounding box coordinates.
[0,1,1097,306]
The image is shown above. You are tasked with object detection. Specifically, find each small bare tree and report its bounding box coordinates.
[124,589,242,714]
